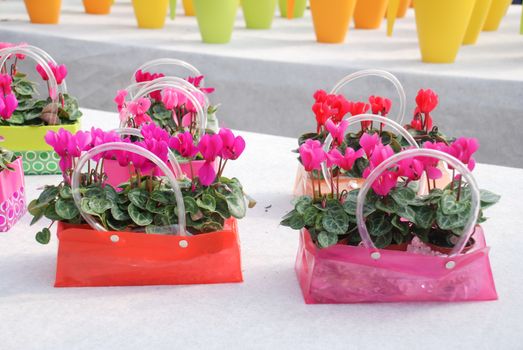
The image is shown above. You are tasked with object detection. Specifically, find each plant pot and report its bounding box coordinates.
[396,0,410,18]
[293,164,365,198]
[482,0,512,31]
[0,158,26,232]
[463,0,493,44]
[296,227,497,304]
[182,0,195,16]
[354,0,389,29]
[54,218,242,287]
[0,122,81,175]
[23,0,62,24]
[103,158,218,188]
[194,0,239,43]
[279,0,307,18]
[414,0,476,63]
[132,0,169,29]
[83,0,113,14]
[242,0,277,29]
[310,0,357,43]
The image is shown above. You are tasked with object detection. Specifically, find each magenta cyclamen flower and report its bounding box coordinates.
[141,123,170,143]
[169,132,199,159]
[0,73,17,120]
[448,137,479,171]
[114,90,128,112]
[44,129,72,157]
[128,98,151,116]
[329,147,364,171]
[325,119,349,146]
[397,158,424,181]
[372,171,399,197]
[187,75,215,94]
[359,133,380,159]
[161,88,179,110]
[67,131,92,158]
[197,134,223,186]
[36,61,68,84]
[219,128,245,160]
[299,139,326,172]
[421,141,448,179]
[368,143,395,169]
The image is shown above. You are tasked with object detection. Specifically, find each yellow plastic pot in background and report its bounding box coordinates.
[463,0,493,44]
[0,123,81,152]
[183,0,195,16]
[396,0,411,18]
[83,0,113,14]
[310,0,357,43]
[354,0,389,29]
[132,0,169,29]
[483,0,512,31]
[23,0,62,24]
[414,0,476,63]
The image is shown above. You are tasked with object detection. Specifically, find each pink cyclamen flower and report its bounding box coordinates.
[67,131,92,158]
[198,134,223,162]
[198,161,217,186]
[161,88,179,110]
[114,90,128,112]
[0,93,17,120]
[187,75,215,94]
[169,132,199,159]
[325,119,349,146]
[420,141,448,179]
[447,137,479,171]
[328,147,364,171]
[127,98,151,116]
[36,62,68,84]
[219,128,246,160]
[368,143,395,169]
[371,171,399,197]
[134,113,152,127]
[299,139,326,172]
[397,158,424,181]
[44,129,72,157]
[359,132,380,159]
[141,123,170,143]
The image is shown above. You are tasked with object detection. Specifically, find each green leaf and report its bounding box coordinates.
[391,215,409,234]
[322,207,349,235]
[197,194,216,212]
[436,204,470,231]
[151,190,175,204]
[183,196,199,215]
[145,199,167,214]
[35,228,51,245]
[303,206,319,226]
[111,205,130,221]
[440,193,469,215]
[375,198,399,214]
[38,186,60,204]
[44,204,62,221]
[480,189,500,209]
[128,188,149,209]
[390,187,416,205]
[107,217,129,231]
[89,197,113,214]
[294,196,313,215]
[128,203,153,226]
[414,205,436,229]
[375,234,393,249]
[317,231,338,248]
[367,212,393,237]
[59,186,72,199]
[395,205,417,223]
[55,198,79,220]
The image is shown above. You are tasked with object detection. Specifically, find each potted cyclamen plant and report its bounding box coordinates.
[283,130,499,303]
[0,45,82,175]
[29,125,254,287]
[0,137,26,232]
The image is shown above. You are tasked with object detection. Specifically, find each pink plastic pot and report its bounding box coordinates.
[0,158,27,232]
[104,158,218,188]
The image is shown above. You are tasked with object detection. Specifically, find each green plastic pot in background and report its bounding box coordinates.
[194,0,239,43]
[243,0,277,29]
[279,0,307,18]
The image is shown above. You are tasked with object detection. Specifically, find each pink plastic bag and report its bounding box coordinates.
[295,149,497,304]
[0,157,26,232]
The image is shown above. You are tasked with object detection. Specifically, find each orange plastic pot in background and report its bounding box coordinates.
[54,218,243,287]
[23,0,62,24]
[354,0,389,29]
[310,0,357,43]
[396,0,411,18]
[183,0,195,16]
[83,0,113,14]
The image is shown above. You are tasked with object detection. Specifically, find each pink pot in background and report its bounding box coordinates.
[104,158,218,188]
[0,158,26,232]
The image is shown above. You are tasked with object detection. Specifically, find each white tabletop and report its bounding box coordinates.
[1,109,523,350]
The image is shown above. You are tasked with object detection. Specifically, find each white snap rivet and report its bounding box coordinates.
[371,252,381,260]
[179,240,188,248]
[110,234,120,243]
[446,261,456,270]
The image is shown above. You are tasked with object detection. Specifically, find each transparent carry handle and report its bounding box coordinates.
[0,46,64,121]
[112,127,184,179]
[330,69,406,125]
[123,78,207,140]
[22,45,68,91]
[132,76,208,107]
[321,114,419,185]
[132,58,203,86]
[356,149,481,258]
[71,142,188,236]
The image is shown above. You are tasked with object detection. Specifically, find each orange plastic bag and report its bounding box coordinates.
[55,218,242,287]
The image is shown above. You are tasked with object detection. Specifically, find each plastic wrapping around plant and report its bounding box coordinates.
[0,46,77,175]
[122,78,207,138]
[330,69,407,125]
[296,149,497,304]
[132,58,203,86]
[0,157,26,232]
[57,141,243,287]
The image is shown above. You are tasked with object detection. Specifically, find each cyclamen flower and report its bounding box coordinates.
[371,171,399,197]
[135,70,164,101]
[187,75,215,94]
[0,74,17,120]
[421,141,447,179]
[44,128,72,157]
[447,137,479,171]
[359,132,380,159]
[368,143,394,169]
[299,139,326,172]
[397,158,424,181]
[114,90,128,112]
[141,123,170,143]
[349,101,371,129]
[169,132,199,159]
[219,128,246,160]
[327,147,364,171]
[325,119,349,146]
[369,96,392,116]
[197,134,223,186]
[312,90,351,131]
[36,61,68,84]
[66,131,92,158]
[161,88,179,110]
[415,89,438,114]
[0,42,27,60]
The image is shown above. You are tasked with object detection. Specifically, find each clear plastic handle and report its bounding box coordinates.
[330,69,406,125]
[321,114,419,185]
[132,76,208,107]
[0,46,63,122]
[112,127,184,179]
[22,45,68,92]
[356,149,481,257]
[132,58,203,86]
[123,78,207,140]
[71,142,188,236]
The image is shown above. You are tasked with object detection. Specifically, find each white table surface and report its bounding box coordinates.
[1,109,523,350]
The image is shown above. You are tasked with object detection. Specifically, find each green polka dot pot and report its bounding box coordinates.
[15,150,61,175]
